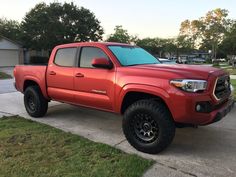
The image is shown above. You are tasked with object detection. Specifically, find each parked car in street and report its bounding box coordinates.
[14,42,234,154]
[212,58,226,63]
[192,58,206,63]
[158,58,177,64]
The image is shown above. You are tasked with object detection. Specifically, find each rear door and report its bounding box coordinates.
[74,46,115,111]
[47,47,77,103]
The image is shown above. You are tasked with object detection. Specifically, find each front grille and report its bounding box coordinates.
[214,75,231,100]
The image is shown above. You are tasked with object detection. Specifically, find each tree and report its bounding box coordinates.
[136,38,161,55]
[107,25,134,43]
[21,2,104,50]
[179,8,231,59]
[0,18,22,41]
[137,37,178,58]
[220,21,236,55]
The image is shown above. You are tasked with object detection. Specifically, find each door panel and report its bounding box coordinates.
[74,68,115,110]
[74,46,115,111]
[47,65,74,103]
[47,47,77,103]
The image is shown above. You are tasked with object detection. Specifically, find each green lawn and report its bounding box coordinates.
[226,68,236,75]
[211,63,236,75]
[231,79,236,98]
[0,71,12,79]
[0,116,153,177]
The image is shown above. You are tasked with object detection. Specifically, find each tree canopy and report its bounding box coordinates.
[0,18,21,42]
[21,2,103,50]
[220,21,236,55]
[106,25,136,43]
[179,8,231,59]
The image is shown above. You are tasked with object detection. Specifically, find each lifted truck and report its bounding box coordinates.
[14,42,234,154]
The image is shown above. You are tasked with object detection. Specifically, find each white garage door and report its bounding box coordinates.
[0,50,19,67]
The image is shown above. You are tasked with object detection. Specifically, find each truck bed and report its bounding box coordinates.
[14,65,49,99]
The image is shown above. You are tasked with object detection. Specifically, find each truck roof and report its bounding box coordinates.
[55,42,133,49]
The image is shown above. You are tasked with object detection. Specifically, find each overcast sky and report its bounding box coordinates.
[1,0,236,39]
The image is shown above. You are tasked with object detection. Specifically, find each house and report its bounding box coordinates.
[0,36,23,67]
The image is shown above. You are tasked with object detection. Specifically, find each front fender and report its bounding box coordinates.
[116,83,172,114]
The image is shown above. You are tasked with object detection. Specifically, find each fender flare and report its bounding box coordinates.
[116,84,173,114]
[23,75,49,100]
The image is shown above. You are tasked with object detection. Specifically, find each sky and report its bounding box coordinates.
[1,0,236,39]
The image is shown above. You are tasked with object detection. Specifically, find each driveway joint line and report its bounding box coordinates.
[113,139,127,147]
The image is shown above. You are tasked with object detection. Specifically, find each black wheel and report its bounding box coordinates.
[122,100,175,154]
[24,86,48,118]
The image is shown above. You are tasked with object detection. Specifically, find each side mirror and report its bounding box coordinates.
[91,58,113,69]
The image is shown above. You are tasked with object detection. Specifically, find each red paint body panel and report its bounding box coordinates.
[14,42,233,125]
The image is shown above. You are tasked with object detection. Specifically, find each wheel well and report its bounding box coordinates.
[23,80,39,92]
[121,91,169,114]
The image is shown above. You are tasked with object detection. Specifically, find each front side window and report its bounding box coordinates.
[54,48,77,67]
[108,46,160,66]
[80,47,109,68]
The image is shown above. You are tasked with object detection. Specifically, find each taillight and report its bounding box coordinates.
[13,67,16,77]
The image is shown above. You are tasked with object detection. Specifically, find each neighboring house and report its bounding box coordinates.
[169,51,210,63]
[0,36,23,67]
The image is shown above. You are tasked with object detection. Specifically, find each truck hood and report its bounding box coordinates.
[130,64,224,79]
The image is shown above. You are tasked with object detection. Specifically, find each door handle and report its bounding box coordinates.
[75,73,84,77]
[49,71,56,75]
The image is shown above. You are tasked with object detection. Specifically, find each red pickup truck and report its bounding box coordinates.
[14,42,234,154]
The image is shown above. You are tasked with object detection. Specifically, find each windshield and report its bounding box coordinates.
[108,46,160,66]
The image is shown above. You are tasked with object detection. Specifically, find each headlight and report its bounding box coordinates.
[170,79,207,92]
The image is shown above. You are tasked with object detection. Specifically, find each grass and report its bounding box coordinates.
[211,63,236,75]
[0,116,154,177]
[231,79,236,98]
[0,71,12,79]
[226,68,236,75]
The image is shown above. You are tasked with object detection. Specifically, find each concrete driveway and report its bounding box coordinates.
[0,67,16,94]
[0,67,14,77]
[0,92,236,177]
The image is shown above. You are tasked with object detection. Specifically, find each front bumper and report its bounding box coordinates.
[169,85,234,125]
[205,98,234,125]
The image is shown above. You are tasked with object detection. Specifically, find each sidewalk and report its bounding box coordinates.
[230,75,236,79]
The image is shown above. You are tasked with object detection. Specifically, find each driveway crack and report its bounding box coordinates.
[154,161,198,177]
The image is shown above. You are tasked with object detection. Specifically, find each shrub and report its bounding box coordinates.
[29,56,49,65]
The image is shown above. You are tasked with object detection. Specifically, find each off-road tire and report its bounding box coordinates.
[123,99,175,154]
[24,86,48,117]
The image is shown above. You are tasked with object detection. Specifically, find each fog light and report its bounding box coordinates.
[195,101,212,113]
[196,104,201,112]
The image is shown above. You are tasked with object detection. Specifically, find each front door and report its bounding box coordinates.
[74,46,115,111]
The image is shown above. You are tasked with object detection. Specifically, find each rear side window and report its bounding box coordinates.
[80,47,108,68]
[54,48,77,67]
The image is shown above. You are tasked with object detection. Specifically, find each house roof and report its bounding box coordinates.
[0,35,22,47]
